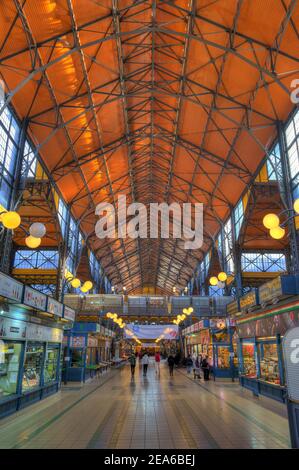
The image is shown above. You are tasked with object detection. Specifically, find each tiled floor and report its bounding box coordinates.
[0,361,291,449]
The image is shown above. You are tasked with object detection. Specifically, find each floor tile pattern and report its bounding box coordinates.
[0,362,290,449]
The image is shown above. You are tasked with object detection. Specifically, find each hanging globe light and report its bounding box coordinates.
[263,213,280,229]
[2,211,21,230]
[71,278,81,289]
[29,222,46,238]
[82,280,93,291]
[294,199,299,214]
[65,270,73,281]
[183,308,188,314]
[25,235,41,249]
[270,226,285,240]
[218,272,227,282]
[209,276,218,286]
[80,285,89,293]
[188,307,194,314]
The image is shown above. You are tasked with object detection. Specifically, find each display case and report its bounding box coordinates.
[0,342,22,399]
[241,340,257,378]
[44,344,60,384]
[216,346,230,369]
[257,341,281,385]
[22,342,44,392]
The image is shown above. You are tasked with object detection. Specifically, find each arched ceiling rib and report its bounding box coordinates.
[0,0,299,293]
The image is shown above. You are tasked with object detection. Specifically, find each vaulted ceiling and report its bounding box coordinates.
[0,0,298,293]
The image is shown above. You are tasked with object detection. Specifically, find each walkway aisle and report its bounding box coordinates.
[0,362,290,449]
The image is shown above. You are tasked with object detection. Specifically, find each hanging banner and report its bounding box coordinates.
[124,324,178,340]
[0,271,23,302]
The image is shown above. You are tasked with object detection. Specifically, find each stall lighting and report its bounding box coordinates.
[82,280,93,291]
[263,213,280,230]
[25,235,41,249]
[218,272,228,282]
[107,311,126,329]
[0,211,48,248]
[70,278,81,289]
[209,276,218,286]
[294,198,299,214]
[1,211,21,230]
[29,222,46,238]
[269,226,285,240]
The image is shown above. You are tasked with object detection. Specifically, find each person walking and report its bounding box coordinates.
[186,354,193,374]
[201,355,210,381]
[141,352,149,376]
[167,353,175,377]
[128,352,136,378]
[193,355,201,379]
[154,351,161,376]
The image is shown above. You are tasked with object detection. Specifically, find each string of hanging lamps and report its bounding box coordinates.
[64,270,93,294]
[262,199,299,240]
[106,312,126,329]
[173,306,193,325]
[0,210,46,248]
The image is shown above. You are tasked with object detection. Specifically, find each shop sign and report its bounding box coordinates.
[148,296,165,306]
[63,306,76,322]
[210,318,226,329]
[259,275,298,305]
[0,317,26,339]
[26,323,63,342]
[240,289,259,312]
[282,327,299,402]
[24,286,47,311]
[71,336,85,348]
[237,309,299,338]
[0,271,23,302]
[199,329,210,345]
[47,298,63,317]
[226,299,240,316]
[197,320,210,330]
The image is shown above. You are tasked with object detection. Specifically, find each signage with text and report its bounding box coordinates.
[47,297,63,317]
[24,286,47,311]
[0,271,23,302]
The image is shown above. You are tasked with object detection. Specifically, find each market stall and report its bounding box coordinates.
[0,271,74,419]
[182,319,238,379]
[235,275,299,402]
[63,322,115,382]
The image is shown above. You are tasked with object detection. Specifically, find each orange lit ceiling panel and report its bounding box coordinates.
[0,0,298,293]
